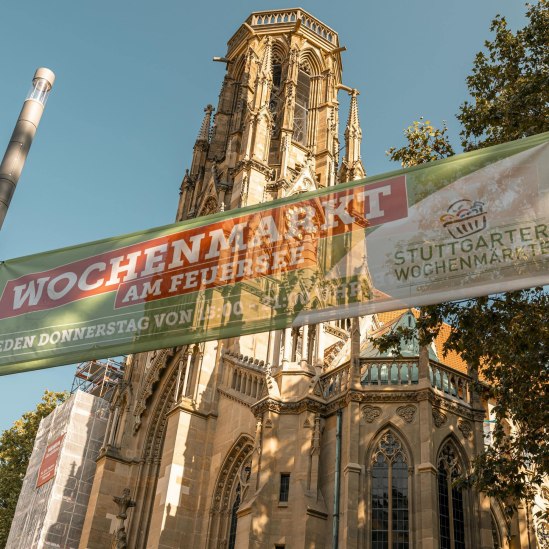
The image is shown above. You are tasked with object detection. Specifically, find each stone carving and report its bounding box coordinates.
[432,408,447,427]
[111,489,135,549]
[458,419,473,439]
[113,489,135,520]
[113,527,127,549]
[311,415,321,455]
[438,442,462,475]
[133,348,173,432]
[143,373,177,463]
[362,406,382,423]
[533,486,549,549]
[209,437,254,541]
[372,431,407,465]
[397,405,417,423]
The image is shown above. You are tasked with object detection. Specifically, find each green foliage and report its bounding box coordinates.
[380,2,549,517]
[0,390,67,548]
[458,0,549,150]
[387,118,455,167]
[420,291,549,508]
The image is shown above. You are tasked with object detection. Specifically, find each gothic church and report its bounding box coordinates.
[78,9,530,549]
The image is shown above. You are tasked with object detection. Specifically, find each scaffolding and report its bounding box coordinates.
[71,358,125,402]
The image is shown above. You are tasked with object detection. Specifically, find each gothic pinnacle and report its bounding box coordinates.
[341,88,366,181]
[259,36,273,78]
[196,104,215,143]
[345,89,361,139]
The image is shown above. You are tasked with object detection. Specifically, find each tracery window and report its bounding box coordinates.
[371,431,409,549]
[437,441,466,549]
[227,459,251,549]
[269,62,283,139]
[208,437,253,549]
[491,513,501,549]
[293,68,310,146]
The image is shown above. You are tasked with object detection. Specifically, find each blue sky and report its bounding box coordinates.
[0,0,528,431]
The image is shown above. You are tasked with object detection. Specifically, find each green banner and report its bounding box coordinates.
[1,133,548,374]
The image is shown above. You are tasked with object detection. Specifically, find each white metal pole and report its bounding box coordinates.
[0,68,55,230]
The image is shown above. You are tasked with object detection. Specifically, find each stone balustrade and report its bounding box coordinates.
[246,9,336,45]
[221,350,267,401]
[318,359,474,407]
[322,364,350,399]
[429,362,472,404]
[361,360,419,386]
[228,366,265,400]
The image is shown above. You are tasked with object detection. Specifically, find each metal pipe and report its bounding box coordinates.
[0,67,55,230]
[332,408,342,549]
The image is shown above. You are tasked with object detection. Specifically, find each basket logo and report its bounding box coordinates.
[440,199,486,239]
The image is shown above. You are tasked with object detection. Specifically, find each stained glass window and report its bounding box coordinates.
[437,442,466,549]
[371,431,409,548]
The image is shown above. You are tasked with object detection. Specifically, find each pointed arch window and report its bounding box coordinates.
[269,62,283,140]
[491,513,501,549]
[227,484,241,549]
[371,431,410,548]
[437,442,466,549]
[227,459,251,549]
[208,437,253,549]
[293,68,310,146]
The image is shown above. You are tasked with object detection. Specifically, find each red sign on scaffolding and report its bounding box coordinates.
[36,434,64,488]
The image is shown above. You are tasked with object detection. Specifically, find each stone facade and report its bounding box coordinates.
[78,9,539,549]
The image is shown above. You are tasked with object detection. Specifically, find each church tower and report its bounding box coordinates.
[175,8,359,221]
[79,9,508,549]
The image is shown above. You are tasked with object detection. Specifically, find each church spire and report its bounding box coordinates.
[196,104,214,143]
[346,89,361,137]
[339,89,366,182]
[190,104,215,183]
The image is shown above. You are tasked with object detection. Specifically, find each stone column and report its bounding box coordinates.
[473,410,494,548]
[282,327,292,368]
[339,402,362,549]
[300,325,310,370]
[147,403,208,549]
[416,395,439,549]
[313,323,325,368]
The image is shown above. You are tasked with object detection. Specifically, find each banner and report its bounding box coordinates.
[1,133,548,374]
[36,434,64,488]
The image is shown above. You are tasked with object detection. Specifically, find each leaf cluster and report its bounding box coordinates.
[380,1,549,516]
[422,291,549,509]
[387,118,455,167]
[0,391,67,548]
[458,0,549,150]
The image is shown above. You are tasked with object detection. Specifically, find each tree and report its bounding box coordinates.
[387,117,454,168]
[383,0,549,512]
[0,390,67,548]
[420,291,549,507]
[458,0,549,150]
[385,119,549,513]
